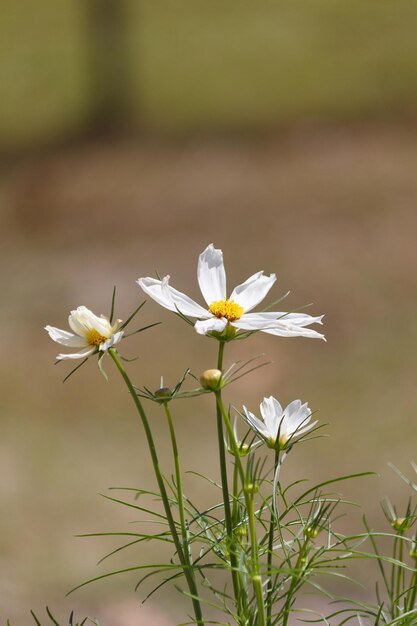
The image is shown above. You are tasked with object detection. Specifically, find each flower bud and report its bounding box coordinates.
[235,523,248,538]
[154,387,172,400]
[392,517,408,532]
[304,526,319,539]
[200,369,222,391]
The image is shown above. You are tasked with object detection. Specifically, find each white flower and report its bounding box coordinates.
[242,396,317,450]
[45,306,123,360]
[137,244,325,339]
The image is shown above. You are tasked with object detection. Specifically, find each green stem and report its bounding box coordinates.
[215,390,266,626]
[163,402,189,560]
[282,540,309,626]
[407,558,417,613]
[396,533,404,616]
[108,349,204,626]
[214,341,242,613]
[232,459,240,526]
[266,449,280,626]
[391,535,399,619]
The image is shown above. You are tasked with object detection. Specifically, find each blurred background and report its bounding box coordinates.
[1,0,417,622]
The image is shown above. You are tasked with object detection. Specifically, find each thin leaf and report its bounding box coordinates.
[120,300,146,330]
[46,607,61,626]
[97,354,108,381]
[124,322,161,337]
[109,286,116,323]
[67,563,181,595]
[62,358,89,383]
[30,612,42,626]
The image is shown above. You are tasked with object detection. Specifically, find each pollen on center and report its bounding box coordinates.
[86,328,107,346]
[208,299,244,322]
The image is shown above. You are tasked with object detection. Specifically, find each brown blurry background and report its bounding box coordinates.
[1,1,417,623]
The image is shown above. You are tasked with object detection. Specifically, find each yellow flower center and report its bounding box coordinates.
[208,299,244,322]
[86,328,107,347]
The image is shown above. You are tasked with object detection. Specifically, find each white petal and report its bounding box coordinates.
[68,306,112,338]
[138,276,209,318]
[260,396,283,438]
[45,326,88,348]
[293,420,317,438]
[260,325,326,340]
[242,407,270,439]
[194,317,228,335]
[230,272,276,312]
[99,331,124,351]
[197,244,227,305]
[232,312,323,331]
[56,347,96,361]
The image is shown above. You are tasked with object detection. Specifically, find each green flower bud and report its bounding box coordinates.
[154,387,172,400]
[392,517,408,532]
[200,369,222,391]
[235,524,248,538]
[304,526,319,539]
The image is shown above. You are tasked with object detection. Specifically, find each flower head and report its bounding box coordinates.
[241,396,317,451]
[137,244,325,340]
[45,306,123,360]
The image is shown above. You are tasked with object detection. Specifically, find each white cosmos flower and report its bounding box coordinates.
[242,396,317,450]
[45,306,123,360]
[137,244,325,339]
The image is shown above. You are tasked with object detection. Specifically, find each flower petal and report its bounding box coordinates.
[197,244,227,305]
[45,326,88,348]
[260,396,283,438]
[230,271,276,312]
[138,276,209,318]
[233,312,325,340]
[260,325,326,340]
[194,317,228,335]
[242,406,270,440]
[235,312,323,327]
[56,346,96,361]
[68,306,112,338]
[99,331,124,351]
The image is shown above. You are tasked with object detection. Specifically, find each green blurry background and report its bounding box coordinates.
[1,1,417,623]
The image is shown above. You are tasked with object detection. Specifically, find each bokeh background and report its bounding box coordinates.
[1,1,417,623]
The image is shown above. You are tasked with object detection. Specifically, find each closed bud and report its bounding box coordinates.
[154,387,172,400]
[392,517,408,532]
[236,524,248,538]
[304,526,319,539]
[200,369,223,391]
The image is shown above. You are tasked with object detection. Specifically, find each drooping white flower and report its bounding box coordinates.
[137,244,325,339]
[242,396,317,450]
[45,306,123,360]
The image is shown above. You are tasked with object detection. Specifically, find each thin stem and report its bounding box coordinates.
[214,341,242,613]
[391,535,399,619]
[396,533,404,615]
[247,491,267,626]
[232,460,240,526]
[163,402,189,559]
[215,391,266,626]
[108,349,204,626]
[266,449,280,626]
[407,558,417,613]
[281,539,310,626]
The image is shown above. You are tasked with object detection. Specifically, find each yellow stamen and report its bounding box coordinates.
[86,328,107,347]
[208,299,244,322]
